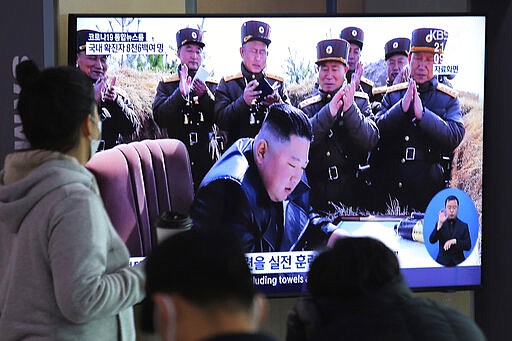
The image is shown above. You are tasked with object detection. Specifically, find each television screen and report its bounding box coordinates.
[69,14,484,295]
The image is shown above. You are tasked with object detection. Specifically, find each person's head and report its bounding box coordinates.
[146,228,265,341]
[409,28,446,84]
[340,27,364,71]
[240,20,271,74]
[444,195,460,220]
[16,61,100,164]
[76,29,108,81]
[315,38,350,93]
[254,103,313,202]
[307,237,400,299]
[176,28,205,71]
[384,37,411,83]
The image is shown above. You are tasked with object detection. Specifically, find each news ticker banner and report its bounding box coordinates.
[129,251,317,294]
[84,31,170,55]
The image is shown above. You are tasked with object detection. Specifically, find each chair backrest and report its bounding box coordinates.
[86,139,194,256]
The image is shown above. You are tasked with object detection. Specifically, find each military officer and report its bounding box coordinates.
[370,28,465,212]
[299,38,379,212]
[152,28,222,191]
[214,20,289,148]
[76,29,140,150]
[372,37,412,112]
[340,26,376,104]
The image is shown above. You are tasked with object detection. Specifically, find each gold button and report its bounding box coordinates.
[326,151,331,157]
[401,158,405,164]
[404,136,409,141]
[398,182,403,188]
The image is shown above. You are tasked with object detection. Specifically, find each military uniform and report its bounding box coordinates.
[214,20,290,148]
[300,38,379,212]
[152,28,223,191]
[76,29,140,150]
[341,27,378,105]
[370,29,465,212]
[99,89,140,150]
[215,65,289,147]
[371,37,412,115]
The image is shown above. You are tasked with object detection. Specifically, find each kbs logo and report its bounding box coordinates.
[425,29,449,44]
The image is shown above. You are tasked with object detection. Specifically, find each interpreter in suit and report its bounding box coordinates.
[429,195,471,266]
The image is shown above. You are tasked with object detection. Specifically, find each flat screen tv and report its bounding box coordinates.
[68,14,484,295]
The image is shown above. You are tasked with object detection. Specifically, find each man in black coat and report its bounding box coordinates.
[299,38,379,212]
[370,28,465,212]
[214,20,289,149]
[191,103,335,253]
[76,29,140,150]
[152,28,223,191]
[429,195,471,266]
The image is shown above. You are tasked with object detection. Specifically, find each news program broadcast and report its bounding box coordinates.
[69,14,484,294]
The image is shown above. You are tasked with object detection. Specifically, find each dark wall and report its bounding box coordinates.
[472,1,512,340]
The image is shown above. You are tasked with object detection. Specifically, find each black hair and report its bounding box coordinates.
[259,103,313,143]
[445,195,459,206]
[16,61,95,153]
[307,237,400,299]
[145,228,256,310]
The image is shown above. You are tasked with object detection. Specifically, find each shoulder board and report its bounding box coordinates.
[360,76,375,87]
[266,73,284,83]
[205,77,219,85]
[299,94,322,109]
[386,82,408,94]
[437,83,459,98]
[223,72,243,82]
[372,85,388,95]
[163,74,179,83]
[354,91,369,100]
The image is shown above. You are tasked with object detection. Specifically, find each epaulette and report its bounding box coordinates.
[266,73,284,83]
[354,91,369,100]
[299,94,322,109]
[372,85,388,95]
[163,74,179,83]
[386,82,408,94]
[205,77,219,85]
[360,76,375,87]
[223,72,243,82]
[437,83,459,98]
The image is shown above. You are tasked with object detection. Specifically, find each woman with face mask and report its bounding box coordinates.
[0,61,145,340]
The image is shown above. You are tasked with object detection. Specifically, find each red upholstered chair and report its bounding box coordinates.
[86,139,194,257]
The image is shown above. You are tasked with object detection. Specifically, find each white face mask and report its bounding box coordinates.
[90,118,103,157]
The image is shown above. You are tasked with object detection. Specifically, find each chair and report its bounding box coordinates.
[86,139,194,257]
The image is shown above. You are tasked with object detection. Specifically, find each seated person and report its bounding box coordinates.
[0,61,145,340]
[145,228,276,341]
[191,103,334,252]
[286,237,485,341]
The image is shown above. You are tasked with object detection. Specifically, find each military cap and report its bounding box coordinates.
[176,28,205,49]
[384,37,411,60]
[340,26,364,50]
[241,20,271,46]
[411,28,448,54]
[77,29,99,52]
[316,38,350,66]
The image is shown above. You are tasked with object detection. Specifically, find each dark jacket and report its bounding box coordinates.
[370,77,465,212]
[286,276,486,341]
[152,70,221,190]
[191,138,332,252]
[300,89,379,211]
[98,86,140,150]
[214,63,289,148]
[429,217,471,266]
